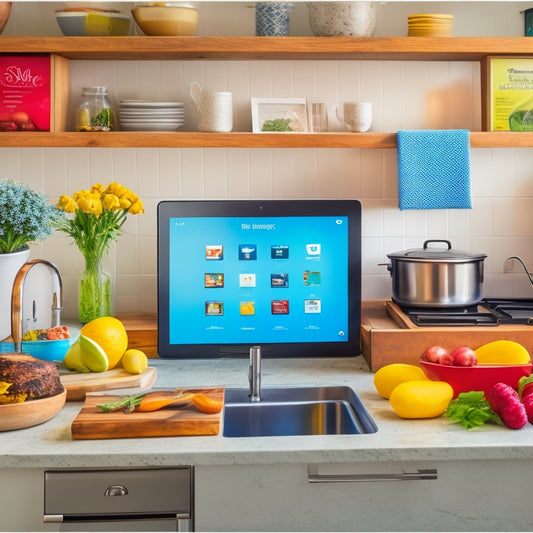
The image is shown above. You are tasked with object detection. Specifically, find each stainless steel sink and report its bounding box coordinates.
[223,386,378,437]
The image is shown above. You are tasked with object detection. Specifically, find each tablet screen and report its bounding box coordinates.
[157,200,361,358]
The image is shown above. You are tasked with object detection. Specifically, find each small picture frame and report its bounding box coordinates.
[251,97,308,133]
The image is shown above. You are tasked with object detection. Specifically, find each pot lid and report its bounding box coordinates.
[387,239,487,262]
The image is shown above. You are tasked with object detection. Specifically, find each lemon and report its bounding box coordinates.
[64,334,109,373]
[122,349,148,375]
[373,363,428,399]
[475,340,531,365]
[80,317,128,370]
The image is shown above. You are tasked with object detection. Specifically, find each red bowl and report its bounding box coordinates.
[419,360,533,398]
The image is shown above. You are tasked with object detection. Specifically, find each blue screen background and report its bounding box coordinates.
[168,216,349,345]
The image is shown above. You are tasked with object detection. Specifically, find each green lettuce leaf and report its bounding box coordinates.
[445,391,502,429]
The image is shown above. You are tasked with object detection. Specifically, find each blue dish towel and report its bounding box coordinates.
[397,129,472,210]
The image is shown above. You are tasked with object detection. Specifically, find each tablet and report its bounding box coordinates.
[157,199,361,358]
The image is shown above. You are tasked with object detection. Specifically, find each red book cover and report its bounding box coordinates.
[0,55,51,131]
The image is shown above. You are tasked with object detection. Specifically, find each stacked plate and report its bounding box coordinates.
[119,100,185,131]
[407,14,453,37]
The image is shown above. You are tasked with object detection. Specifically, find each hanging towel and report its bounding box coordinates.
[397,129,472,210]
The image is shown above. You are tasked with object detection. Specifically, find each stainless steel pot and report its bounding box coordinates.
[384,240,487,308]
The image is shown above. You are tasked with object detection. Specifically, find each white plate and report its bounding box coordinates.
[119,101,185,108]
[120,122,185,131]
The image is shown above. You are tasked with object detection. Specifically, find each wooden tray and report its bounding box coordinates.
[361,300,533,372]
[71,387,223,439]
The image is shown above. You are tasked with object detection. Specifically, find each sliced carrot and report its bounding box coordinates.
[137,391,192,412]
[191,393,223,414]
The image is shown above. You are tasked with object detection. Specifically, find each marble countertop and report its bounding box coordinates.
[2,356,533,469]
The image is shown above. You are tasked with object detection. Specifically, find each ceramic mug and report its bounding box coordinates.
[336,101,372,132]
[190,82,233,133]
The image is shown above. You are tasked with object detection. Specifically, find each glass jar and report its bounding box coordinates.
[76,86,115,132]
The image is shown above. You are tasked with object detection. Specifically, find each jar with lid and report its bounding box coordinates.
[76,87,115,132]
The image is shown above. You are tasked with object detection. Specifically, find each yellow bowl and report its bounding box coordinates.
[132,5,198,36]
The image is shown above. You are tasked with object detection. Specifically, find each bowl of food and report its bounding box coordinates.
[0,353,66,431]
[420,360,533,398]
[55,8,131,36]
[0,326,72,362]
[131,3,198,36]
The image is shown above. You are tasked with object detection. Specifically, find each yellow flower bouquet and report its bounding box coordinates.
[55,182,143,323]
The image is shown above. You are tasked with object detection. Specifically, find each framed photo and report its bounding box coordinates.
[251,97,308,133]
[482,56,533,131]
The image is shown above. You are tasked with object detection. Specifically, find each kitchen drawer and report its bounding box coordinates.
[44,467,192,519]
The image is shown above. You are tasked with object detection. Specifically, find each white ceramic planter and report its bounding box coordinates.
[0,246,30,340]
[307,1,377,37]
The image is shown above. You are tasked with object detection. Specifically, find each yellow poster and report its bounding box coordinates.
[488,57,533,131]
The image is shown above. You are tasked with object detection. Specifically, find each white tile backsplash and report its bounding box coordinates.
[1,52,533,317]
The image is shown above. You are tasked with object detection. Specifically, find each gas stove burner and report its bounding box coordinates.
[482,298,533,325]
[396,298,533,327]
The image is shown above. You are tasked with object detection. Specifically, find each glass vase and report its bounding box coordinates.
[79,254,112,323]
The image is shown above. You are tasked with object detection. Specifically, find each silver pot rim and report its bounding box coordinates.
[386,239,487,263]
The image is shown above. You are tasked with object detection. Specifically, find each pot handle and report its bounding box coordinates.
[423,239,451,250]
[377,262,392,274]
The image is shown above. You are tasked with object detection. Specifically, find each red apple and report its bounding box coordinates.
[450,346,477,367]
[422,345,448,363]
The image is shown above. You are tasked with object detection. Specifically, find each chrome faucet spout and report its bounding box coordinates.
[11,260,63,353]
[249,345,261,402]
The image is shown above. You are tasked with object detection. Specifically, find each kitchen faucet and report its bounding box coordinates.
[249,345,261,402]
[11,259,63,353]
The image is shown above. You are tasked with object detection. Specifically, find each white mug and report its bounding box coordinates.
[336,102,372,132]
[190,82,233,133]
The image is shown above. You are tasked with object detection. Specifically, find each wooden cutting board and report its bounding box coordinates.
[71,388,224,439]
[60,367,157,401]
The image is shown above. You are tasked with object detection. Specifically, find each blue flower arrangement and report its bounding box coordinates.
[0,179,64,254]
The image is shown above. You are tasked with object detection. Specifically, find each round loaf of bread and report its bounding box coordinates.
[0,353,64,402]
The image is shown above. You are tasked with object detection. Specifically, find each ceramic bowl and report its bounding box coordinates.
[0,389,66,432]
[420,360,533,398]
[131,5,198,36]
[0,339,71,362]
[55,10,131,36]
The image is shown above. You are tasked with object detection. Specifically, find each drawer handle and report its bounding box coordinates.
[307,465,437,483]
[104,484,129,496]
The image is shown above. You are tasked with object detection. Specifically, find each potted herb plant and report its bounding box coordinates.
[0,179,63,340]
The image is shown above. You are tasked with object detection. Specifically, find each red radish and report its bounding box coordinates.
[439,352,454,366]
[450,346,477,367]
[485,382,528,429]
[518,375,533,424]
[422,345,448,363]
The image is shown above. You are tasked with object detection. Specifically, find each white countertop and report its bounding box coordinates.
[2,356,533,469]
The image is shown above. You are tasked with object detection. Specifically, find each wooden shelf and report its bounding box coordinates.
[2,36,533,61]
[1,131,532,149]
[1,36,532,149]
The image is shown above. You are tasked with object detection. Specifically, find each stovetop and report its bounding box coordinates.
[396,298,533,327]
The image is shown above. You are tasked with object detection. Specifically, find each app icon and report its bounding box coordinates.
[306,243,321,256]
[206,245,223,260]
[240,301,255,315]
[239,244,257,260]
[205,301,224,315]
[271,245,289,259]
[205,273,224,288]
[239,273,256,287]
[303,271,321,286]
[271,300,289,314]
[271,273,289,288]
[304,299,321,313]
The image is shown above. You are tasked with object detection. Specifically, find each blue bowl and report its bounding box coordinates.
[0,339,71,362]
